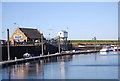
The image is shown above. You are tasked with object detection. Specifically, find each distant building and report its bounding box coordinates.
[58,30,68,50]
[10,28,46,43]
[58,30,68,39]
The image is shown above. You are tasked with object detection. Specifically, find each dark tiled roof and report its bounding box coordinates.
[61,30,67,32]
[19,28,44,39]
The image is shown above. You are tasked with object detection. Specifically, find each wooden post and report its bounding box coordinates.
[7,29,10,61]
[41,33,44,56]
[58,36,61,53]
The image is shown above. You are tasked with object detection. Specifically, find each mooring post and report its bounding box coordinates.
[58,36,61,53]
[41,33,44,56]
[7,29,10,61]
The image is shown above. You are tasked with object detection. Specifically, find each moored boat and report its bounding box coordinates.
[100,46,113,52]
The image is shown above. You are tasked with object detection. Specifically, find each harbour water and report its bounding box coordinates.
[1,51,119,79]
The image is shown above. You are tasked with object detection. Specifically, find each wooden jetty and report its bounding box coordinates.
[0,50,99,66]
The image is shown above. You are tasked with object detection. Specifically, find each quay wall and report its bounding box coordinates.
[72,42,118,46]
[2,43,59,61]
[71,42,117,50]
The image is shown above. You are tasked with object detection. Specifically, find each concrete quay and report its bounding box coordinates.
[1,50,99,67]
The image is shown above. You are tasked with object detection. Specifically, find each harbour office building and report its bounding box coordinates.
[10,27,45,43]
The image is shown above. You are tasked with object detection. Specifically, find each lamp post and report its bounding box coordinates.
[48,29,53,43]
[7,29,10,61]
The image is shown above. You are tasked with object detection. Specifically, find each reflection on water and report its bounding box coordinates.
[0,65,2,81]
[100,51,119,55]
[1,52,119,79]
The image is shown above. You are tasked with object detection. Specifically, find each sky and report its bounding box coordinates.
[2,2,118,40]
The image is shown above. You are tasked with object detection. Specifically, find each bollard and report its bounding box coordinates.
[15,57,17,61]
[48,52,50,55]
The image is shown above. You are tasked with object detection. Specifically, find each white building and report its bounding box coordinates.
[58,30,68,51]
[58,30,68,38]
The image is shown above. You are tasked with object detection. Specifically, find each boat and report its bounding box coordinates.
[100,46,113,52]
[111,46,120,51]
[23,53,33,58]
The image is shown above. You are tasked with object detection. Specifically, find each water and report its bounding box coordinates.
[1,51,119,79]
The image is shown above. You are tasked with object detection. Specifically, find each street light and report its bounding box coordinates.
[7,29,10,60]
[48,29,53,43]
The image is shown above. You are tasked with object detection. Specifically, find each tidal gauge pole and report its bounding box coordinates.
[7,29,10,61]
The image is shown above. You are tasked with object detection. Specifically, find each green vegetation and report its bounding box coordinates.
[70,40,118,42]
